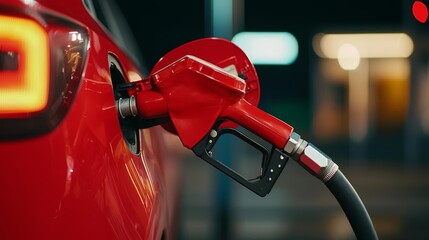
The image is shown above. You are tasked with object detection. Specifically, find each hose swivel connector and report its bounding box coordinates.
[284,132,338,182]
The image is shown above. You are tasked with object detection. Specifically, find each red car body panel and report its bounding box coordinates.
[0,0,181,239]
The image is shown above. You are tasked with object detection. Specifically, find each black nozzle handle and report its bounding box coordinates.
[192,121,288,197]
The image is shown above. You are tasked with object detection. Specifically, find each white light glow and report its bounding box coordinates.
[23,0,36,5]
[337,43,360,70]
[232,32,299,65]
[128,71,143,82]
[314,33,414,59]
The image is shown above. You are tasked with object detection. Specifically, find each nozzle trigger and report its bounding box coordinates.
[192,121,289,197]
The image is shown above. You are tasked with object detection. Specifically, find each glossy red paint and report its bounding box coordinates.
[0,0,181,239]
[222,99,293,149]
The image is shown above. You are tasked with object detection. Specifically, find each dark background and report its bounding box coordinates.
[116,0,404,102]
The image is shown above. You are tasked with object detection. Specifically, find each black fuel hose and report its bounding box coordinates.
[325,170,378,240]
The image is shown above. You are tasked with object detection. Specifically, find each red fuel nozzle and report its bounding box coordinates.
[116,38,296,196]
[128,55,293,150]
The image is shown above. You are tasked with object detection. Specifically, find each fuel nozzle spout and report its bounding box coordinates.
[116,95,138,119]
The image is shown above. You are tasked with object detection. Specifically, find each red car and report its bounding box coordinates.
[0,0,182,239]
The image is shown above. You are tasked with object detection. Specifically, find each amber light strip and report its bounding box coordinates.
[0,15,49,114]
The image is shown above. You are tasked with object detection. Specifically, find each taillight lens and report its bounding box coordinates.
[0,9,89,138]
[0,15,49,114]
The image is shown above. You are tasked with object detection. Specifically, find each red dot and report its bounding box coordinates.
[413,1,428,23]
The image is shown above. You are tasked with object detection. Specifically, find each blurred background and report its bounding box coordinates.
[115,0,429,239]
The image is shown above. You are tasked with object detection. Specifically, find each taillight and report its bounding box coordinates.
[0,9,89,138]
[0,15,49,114]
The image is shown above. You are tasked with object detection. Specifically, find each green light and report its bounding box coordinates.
[232,32,299,65]
[212,0,232,38]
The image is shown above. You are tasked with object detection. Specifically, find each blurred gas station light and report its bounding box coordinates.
[313,33,414,59]
[232,32,299,65]
[337,43,360,70]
